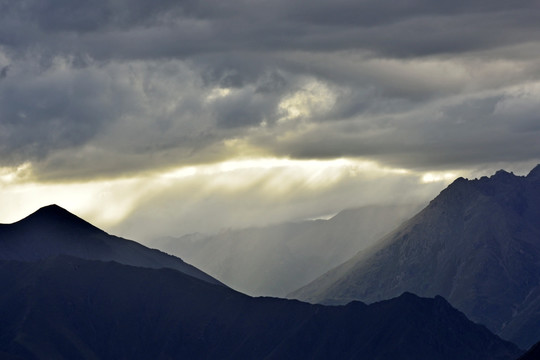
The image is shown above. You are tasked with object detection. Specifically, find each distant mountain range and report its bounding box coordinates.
[0,256,521,359]
[154,204,420,296]
[0,204,221,286]
[290,164,540,349]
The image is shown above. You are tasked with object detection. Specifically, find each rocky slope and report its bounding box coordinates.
[290,165,540,349]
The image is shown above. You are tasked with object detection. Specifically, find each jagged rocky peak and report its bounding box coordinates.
[450,176,468,185]
[473,168,519,193]
[492,169,514,178]
[436,165,533,204]
[428,175,473,208]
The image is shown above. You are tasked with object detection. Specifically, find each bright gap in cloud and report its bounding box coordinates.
[0,158,460,239]
[421,172,457,183]
[277,80,336,124]
[0,176,146,227]
[163,157,355,176]
[159,158,415,193]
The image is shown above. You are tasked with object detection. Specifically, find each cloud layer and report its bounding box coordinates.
[1,0,539,181]
[1,0,539,236]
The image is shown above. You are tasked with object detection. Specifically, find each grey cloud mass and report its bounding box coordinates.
[0,0,539,180]
[0,65,8,79]
[3,0,539,58]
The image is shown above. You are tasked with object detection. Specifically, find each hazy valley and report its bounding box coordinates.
[153,204,420,296]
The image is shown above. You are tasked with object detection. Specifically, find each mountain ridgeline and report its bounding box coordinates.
[0,256,521,360]
[290,164,540,349]
[0,205,222,286]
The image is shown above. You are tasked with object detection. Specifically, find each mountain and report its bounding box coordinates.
[0,256,521,360]
[0,204,221,286]
[154,204,419,296]
[290,165,540,349]
[518,341,540,360]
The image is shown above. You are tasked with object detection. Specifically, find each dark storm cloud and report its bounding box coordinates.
[0,0,539,179]
[212,92,275,129]
[2,0,181,33]
[0,61,121,166]
[261,89,540,170]
[0,65,8,79]
[2,0,539,59]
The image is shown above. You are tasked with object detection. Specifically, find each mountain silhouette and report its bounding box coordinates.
[156,204,419,296]
[290,164,540,349]
[0,256,521,360]
[0,204,221,285]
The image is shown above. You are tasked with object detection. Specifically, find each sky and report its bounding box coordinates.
[0,0,539,240]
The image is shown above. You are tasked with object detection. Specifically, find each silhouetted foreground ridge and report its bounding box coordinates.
[0,256,521,359]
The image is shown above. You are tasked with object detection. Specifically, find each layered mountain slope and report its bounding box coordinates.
[0,256,521,360]
[156,204,419,296]
[290,165,540,349]
[0,205,221,285]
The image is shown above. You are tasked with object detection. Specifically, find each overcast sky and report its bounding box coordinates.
[1,0,539,239]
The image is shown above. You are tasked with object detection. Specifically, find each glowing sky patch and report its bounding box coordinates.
[278,80,336,124]
[0,176,146,227]
[0,157,459,237]
[421,172,457,183]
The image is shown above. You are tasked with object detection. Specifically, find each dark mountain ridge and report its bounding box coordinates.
[517,341,540,360]
[290,164,540,349]
[0,204,222,286]
[0,256,522,360]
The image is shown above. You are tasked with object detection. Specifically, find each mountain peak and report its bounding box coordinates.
[27,204,83,220]
[33,204,75,217]
[17,204,104,234]
[1,205,223,286]
[527,164,540,180]
[493,169,513,177]
[490,169,519,184]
